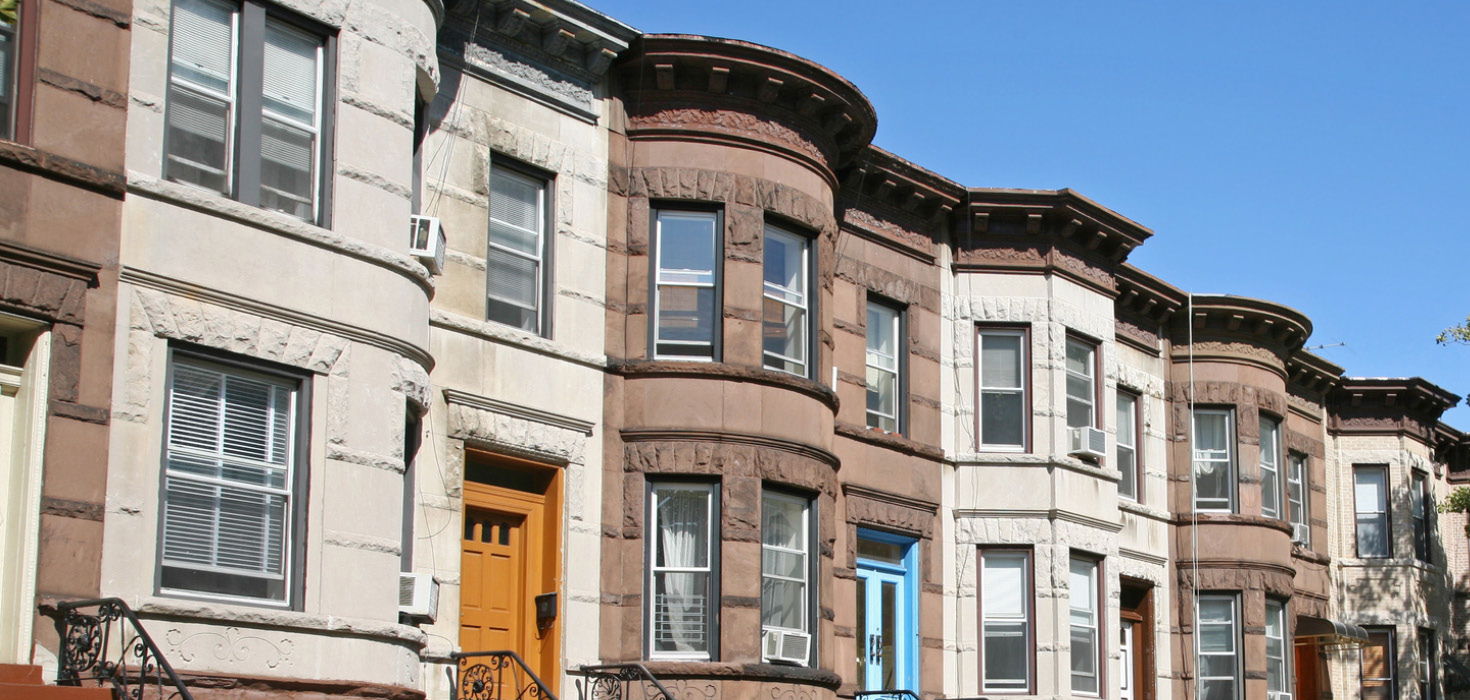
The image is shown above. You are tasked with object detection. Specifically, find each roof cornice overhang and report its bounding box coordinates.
[836,146,965,262]
[963,187,1154,264]
[1169,295,1312,372]
[1287,350,1344,397]
[1328,377,1462,443]
[1115,263,1186,327]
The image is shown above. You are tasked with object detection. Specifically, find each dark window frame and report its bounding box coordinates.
[864,293,907,436]
[975,324,1031,452]
[153,344,313,610]
[759,484,818,667]
[1361,625,1398,700]
[648,202,724,362]
[1420,627,1437,700]
[486,153,556,338]
[1191,406,1237,513]
[977,545,1035,695]
[1,0,39,143]
[1413,470,1431,563]
[162,0,338,227]
[644,477,722,661]
[761,215,818,380]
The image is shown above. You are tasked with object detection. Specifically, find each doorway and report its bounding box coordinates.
[854,530,917,693]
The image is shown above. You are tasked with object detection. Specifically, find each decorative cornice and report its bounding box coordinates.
[1286,350,1343,396]
[0,239,103,285]
[443,0,635,78]
[443,388,594,435]
[619,427,838,469]
[1328,376,1460,443]
[836,145,964,256]
[841,483,939,514]
[608,358,839,411]
[833,420,944,460]
[1169,294,1312,370]
[1115,264,1185,326]
[961,187,1154,265]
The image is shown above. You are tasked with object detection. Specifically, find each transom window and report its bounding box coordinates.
[865,300,901,433]
[647,482,717,660]
[487,163,549,334]
[762,225,810,377]
[1064,337,1096,429]
[1197,594,1240,700]
[1259,416,1282,519]
[652,209,719,360]
[980,548,1032,693]
[977,328,1027,450]
[1192,409,1235,512]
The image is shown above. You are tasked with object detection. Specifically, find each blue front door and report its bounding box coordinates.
[855,530,916,692]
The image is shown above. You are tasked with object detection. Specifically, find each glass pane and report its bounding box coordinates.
[763,226,806,296]
[653,571,708,653]
[1071,626,1097,692]
[1200,625,1233,652]
[654,487,709,568]
[866,367,896,420]
[1357,514,1388,557]
[1199,598,1234,625]
[867,304,897,362]
[658,211,716,280]
[1200,679,1235,700]
[856,577,867,680]
[1116,394,1136,442]
[982,553,1025,616]
[1201,654,1237,677]
[487,246,539,308]
[762,495,806,550]
[262,20,319,125]
[1118,446,1137,499]
[880,581,897,687]
[170,0,233,93]
[1355,468,1386,512]
[490,169,543,247]
[762,548,805,579]
[0,21,12,138]
[1066,393,1092,429]
[657,285,714,344]
[984,623,1027,688]
[763,298,805,370]
[1065,339,1093,376]
[760,577,803,629]
[1194,411,1228,451]
[1069,559,1095,613]
[1196,459,1230,503]
[981,391,1024,447]
[259,117,315,220]
[165,85,230,193]
[980,333,1021,388]
[1260,418,1280,467]
[857,538,904,565]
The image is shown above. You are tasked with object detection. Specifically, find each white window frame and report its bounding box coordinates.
[652,208,720,361]
[1116,390,1139,502]
[646,481,717,660]
[257,19,323,221]
[165,0,239,194]
[1355,465,1391,559]
[1266,599,1291,700]
[157,353,304,607]
[760,490,811,639]
[977,327,1027,452]
[1259,416,1283,519]
[865,299,901,433]
[1064,336,1097,429]
[486,162,549,335]
[761,225,811,377]
[1197,594,1240,700]
[1192,408,1236,513]
[1287,453,1309,546]
[1069,556,1101,696]
[980,548,1032,694]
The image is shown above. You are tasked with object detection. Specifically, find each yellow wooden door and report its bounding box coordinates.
[460,509,526,652]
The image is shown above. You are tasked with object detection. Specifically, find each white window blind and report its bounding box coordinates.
[865,301,899,432]
[980,550,1030,692]
[258,19,320,220]
[161,358,298,603]
[762,226,809,376]
[170,0,234,92]
[649,483,714,659]
[166,0,236,194]
[487,166,546,333]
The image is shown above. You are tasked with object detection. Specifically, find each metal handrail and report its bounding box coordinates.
[574,663,675,700]
[40,597,194,700]
[855,691,923,700]
[452,650,558,700]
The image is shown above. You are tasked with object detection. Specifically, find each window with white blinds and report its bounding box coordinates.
[980,549,1031,693]
[159,356,302,604]
[165,0,329,223]
[487,164,548,333]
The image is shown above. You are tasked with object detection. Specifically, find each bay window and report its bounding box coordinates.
[1355,465,1391,558]
[761,490,812,664]
[647,481,718,659]
[865,299,901,433]
[1260,416,1282,519]
[1266,599,1290,700]
[487,161,550,334]
[1197,594,1240,700]
[979,548,1031,693]
[762,225,810,377]
[977,328,1027,450]
[1069,556,1100,695]
[165,0,333,223]
[1064,337,1097,429]
[159,353,306,605]
[652,208,720,360]
[1116,391,1139,501]
[1192,408,1235,512]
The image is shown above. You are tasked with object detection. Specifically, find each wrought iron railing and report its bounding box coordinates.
[574,664,674,700]
[39,597,194,700]
[453,650,558,700]
[855,690,923,700]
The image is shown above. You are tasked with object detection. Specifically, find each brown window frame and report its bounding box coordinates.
[2,0,39,143]
[977,545,1035,695]
[975,324,1031,453]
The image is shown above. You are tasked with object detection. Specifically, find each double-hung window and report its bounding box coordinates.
[865,300,901,433]
[1419,629,1437,700]
[647,482,718,659]
[0,0,20,139]
[1361,627,1396,700]
[761,490,812,664]
[1064,337,1097,430]
[1192,408,1235,512]
[487,162,549,334]
[1265,599,1290,700]
[159,354,305,605]
[1197,594,1240,700]
[1413,472,1431,562]
[762,225,811,377]
[977,328,1026,450]
[652,209,719,360]
[1116,391,1139,501]
[979,549,1031,693]
[1068,556,1100,695]
[165,0,332,223]
[1355,465,1391,558]
[1259,416,1283,519]
[1287,453,1309,546]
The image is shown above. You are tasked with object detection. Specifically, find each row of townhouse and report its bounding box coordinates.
[0,0,1468,699]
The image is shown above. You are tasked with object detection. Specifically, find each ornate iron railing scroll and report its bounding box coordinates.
[855,690,924,700]
[573,664,674,700]
[453,650,558,700]
[40,597,194,700]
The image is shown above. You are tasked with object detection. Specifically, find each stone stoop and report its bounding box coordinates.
[0,664,115,700]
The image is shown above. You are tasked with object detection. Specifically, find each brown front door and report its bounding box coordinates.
[459,453,560,689]
[1295,643,1320,700]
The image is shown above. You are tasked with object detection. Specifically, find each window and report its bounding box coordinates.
[165,0,333,223]
[1266,599,1290,700]
[1419,629,1436,700]
[487,162,549,334]
[979,549,1031,693]
[647,482,718,659]
[0,0,19,139]
[1116,391,1139,501]
[1355,466,1391,558]
[1192,408,1235,512]
[158,354,305,605]
[652,209,720,360]
[1260,416,1282,519]
[977,328,1027,450]
[761,490,812,662]
[1287,453,1309,546]
[1361,626,1396,700]
[1064,337,1097,429]
[1197,594,1240,700]
[1413,472,1430,562]
[865,300,901,433]
[762,225,810,377]
[1069,556,1100,695]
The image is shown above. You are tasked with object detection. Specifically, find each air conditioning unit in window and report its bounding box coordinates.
[398,571,439,621]
[1292,523,1310,545]
[408,215,446,275]
[761,628,811,666]
[1069,426,1107,460]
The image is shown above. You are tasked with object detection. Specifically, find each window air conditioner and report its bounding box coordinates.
[1292,523,1310,545]
[761,628,811,666]
[1069,426,1107,459]
[409,215,446,275]
[399,571,440,621]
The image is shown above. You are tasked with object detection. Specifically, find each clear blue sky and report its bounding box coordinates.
[591,0,1470,426]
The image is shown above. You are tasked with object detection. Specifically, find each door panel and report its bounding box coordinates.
[460,511,525,652]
